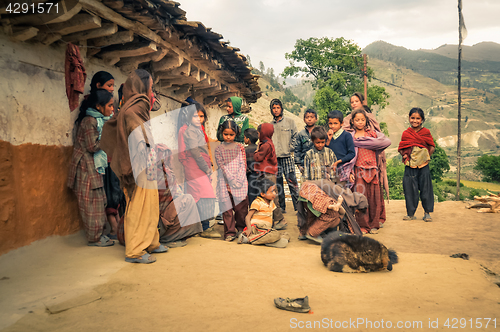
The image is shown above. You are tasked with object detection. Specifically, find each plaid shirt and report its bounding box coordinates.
[277,156,295,177]
[215,143,248,203]
[299,182,335,214]
[304,147,337,181]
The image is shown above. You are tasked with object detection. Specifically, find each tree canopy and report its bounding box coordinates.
[474,155,500,183]
[282,37,389,124]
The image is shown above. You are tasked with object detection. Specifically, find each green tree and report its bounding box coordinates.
[474,155,500,182]
[430,141,450,182]
[386,157,405,200]
[282,37,389,124]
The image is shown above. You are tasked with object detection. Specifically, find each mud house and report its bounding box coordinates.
[0,0,261,254]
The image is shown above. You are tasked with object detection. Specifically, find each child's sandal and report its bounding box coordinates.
[225,235,236,242]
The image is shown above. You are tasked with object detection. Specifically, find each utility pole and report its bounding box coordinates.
[456,0,463,200]
[363,54,368,104]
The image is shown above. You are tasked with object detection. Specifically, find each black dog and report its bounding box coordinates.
[320,232,398,273]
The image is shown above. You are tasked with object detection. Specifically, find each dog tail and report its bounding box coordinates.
[388,249,398,264]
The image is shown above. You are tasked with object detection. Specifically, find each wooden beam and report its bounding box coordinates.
[89,30,133,47]
[10,27,38,42]
[169,60,191,77]
[41,33,62,45]
[2,0,81,25]
[63,23,118,43]
[39,13,101,36]
[79,0,240,91]
[99,42,157,59]
[152,53,183,72]
[116,48,169,73]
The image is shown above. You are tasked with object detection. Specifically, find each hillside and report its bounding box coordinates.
[363,41,500,95]
[367,57,500,180]
[421,42,500,62]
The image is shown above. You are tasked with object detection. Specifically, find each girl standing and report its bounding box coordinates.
[217,96,249,143]
[349,109,391,234]
[68,89,115,247]
[398,108,435,222]
[178,103,220,238]
[215,120,248,241]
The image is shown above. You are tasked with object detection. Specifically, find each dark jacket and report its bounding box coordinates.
[294,126,314,166]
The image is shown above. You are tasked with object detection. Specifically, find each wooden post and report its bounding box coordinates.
[363,54,368,103]
[457,0,463,200]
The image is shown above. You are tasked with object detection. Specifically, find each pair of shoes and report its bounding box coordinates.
[237,233,249,244]
[125,253,156,264]
[423,213,432,222]
[88,235,114,247]
[162,240,187,248]
[403,215,416,220]
[369,228,379,234]
[274,221,288,230]
[298,234,307,240]
[305,233,323,244]
[225,235,236,242]
[200,227,222,238]
[149,244,168,253]
[274,296,310,313]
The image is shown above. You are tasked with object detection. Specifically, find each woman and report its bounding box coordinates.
[67,89,115,247]
[101,69,167,264]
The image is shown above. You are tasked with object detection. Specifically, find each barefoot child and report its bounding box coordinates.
[326,110,355,186]
[349,109,391,234]
[398,108,436,222]
[215,120,248,241]
[238,179,290,248]
[304,127,337,181]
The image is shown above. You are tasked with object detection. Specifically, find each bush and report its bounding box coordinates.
[474,155,500,183]
[469,188,480,199]
[386,158,405,200]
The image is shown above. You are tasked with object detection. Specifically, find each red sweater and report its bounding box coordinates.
[254,123,277,175]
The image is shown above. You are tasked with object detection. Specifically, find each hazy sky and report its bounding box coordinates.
[180,0,500,75]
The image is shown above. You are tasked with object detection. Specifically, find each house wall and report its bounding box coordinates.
[0,33,234,255]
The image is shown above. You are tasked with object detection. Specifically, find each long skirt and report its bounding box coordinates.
[73,162,106,243]
[352,167,386,232]
[123,171,160,258]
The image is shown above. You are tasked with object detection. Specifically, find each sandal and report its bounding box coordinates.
[163,240,187,248]
[274,296,310,313]
[149,244,168,253]
[88,235,114,247]
[125,253,156,264]
[403,215,416,220]
[369,228,379,234]
[225,235,236,242]
[423,213,432,222]
[305,233,323,244]
[274,221,288,230]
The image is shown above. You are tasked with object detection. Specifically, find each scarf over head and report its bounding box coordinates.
[229,96,242,116]
[100,70,151,187]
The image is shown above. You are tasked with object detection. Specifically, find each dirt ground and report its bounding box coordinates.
[1,200,499,332]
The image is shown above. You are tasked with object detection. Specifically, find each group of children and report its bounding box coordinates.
[69,70,436,261]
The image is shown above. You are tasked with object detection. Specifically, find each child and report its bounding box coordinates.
[215,120,249,241]
[217,96,249,143]
[67,89,115,247]
[244,128,260,205]
[348,109,391,234]
[178,103,220,238]
[238,179,290,248]
[304,127,337,181]
[326,110,356,186]
[254,123,285,229]
[294,109,317,174]
[398,108,436,222]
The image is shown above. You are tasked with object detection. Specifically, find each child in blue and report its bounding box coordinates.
[326,110,356,186]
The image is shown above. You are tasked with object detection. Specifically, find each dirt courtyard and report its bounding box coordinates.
[0,200,499,332]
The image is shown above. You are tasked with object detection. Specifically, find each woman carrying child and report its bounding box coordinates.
[398,108,435,222]
[348,108,391,234]
[215,120,248,241]
[67,89,115,247]
[178,103,220,238]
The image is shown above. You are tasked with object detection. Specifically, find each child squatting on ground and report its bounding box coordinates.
[238,178,291,248]
[398,107,436,222]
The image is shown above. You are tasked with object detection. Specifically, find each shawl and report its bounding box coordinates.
[100,71,151,187]
[398,127,435,163]
[86,108,111,174]
[65,43,86,111]
[229,96,243,116]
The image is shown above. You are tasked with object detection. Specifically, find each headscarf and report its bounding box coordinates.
[229,96,242,116]
[259,123,274,143]
[100,70,151,187]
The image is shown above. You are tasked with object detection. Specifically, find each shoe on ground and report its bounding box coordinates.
[379,222,384,228]
[298,234,307,240]
[200,227,222,238]
[274,221,288,230]
[369,228,379,234]
[274,296,310,313]
[215,214,223,221]
[305,233,323,244]
[423,213,432,222]
[403,215,416,220]
[237,233,249,244]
